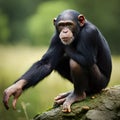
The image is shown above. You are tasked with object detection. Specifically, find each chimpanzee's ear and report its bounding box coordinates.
[53,18,57,26]
[78,14,85,27]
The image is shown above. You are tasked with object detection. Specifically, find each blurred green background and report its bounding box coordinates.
[0,0,120,120]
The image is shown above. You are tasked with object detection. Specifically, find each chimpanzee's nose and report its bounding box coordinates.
[63,29,68,33]
[63,28,68,33]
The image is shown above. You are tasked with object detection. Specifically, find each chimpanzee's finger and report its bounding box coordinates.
[12,98,17,110]
[12,89,22,110]
[3,91,10,110]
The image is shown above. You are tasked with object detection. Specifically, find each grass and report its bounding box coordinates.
[110,56,120,86]
[0,45,120,120]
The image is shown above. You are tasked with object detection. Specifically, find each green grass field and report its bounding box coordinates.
[0,46,120,120]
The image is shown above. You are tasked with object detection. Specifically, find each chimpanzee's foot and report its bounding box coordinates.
[54,91,71,106]
[62,91,86,112]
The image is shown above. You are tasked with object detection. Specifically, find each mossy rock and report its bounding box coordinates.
[33,85,120,120]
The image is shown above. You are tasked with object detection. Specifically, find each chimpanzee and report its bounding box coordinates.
[3,9,112,113]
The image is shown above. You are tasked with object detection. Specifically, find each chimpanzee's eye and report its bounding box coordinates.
[58,23,65,27]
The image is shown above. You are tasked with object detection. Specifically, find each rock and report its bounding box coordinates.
[33,85,120,120]
[86,110,116,120]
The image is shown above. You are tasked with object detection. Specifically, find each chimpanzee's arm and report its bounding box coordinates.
[16,34,64,90]
[65,26,98,67]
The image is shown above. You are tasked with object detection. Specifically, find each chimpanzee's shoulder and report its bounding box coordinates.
[84,21,98,36]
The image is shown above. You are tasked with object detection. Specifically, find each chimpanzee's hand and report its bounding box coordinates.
[3,79,27,110]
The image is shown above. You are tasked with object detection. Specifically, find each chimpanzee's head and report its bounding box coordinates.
[54,10,85,45]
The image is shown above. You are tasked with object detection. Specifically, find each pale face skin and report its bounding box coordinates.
[58,20,75,45]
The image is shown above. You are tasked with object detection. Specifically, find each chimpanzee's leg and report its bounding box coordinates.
[61,59,88,112]
[55,58,109,112]
[54,56,73,106]
[87,64,109,94]
[62,60,109,112]
[55,58,88,112]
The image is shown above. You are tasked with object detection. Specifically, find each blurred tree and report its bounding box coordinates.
[26,1,70,45]
[71,0,120,54]
[0,10,10,43]
[0,0,119,54]
[0,0,42,44]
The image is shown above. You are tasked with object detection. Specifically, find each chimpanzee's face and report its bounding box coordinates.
[53,10,85,45]
[57,20,76,45]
